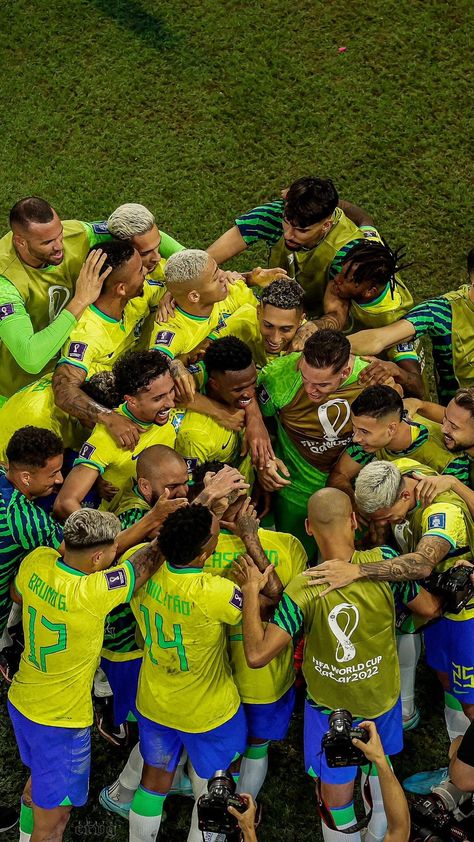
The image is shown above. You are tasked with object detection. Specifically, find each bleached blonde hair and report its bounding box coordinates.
[107,203,155,239]
[63,509,121,549]
[354,461,404,514]
[164,249,209,288]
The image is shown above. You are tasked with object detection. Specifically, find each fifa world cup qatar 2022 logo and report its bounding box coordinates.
[327,603,360,663]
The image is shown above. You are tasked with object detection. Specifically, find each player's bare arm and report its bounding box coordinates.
[65,249,112,320]
[338,198,375,227]
[233,553,290,668]
[243,399,275,469]
[358,356,425,399]
[348,319,415,356]
[303,535,451,594]
[207,226,248,264]
[52,365,141,449]
[127,539,165,591]
[327,451,361,502]
[116,490,188,553]
[53,464,100,520]
[223,498,283,602]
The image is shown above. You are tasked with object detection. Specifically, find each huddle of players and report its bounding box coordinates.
[1,177,474,842]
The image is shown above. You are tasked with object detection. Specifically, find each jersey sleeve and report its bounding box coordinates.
[118,508,146,529]
[345,442,374,467]
[405,298,453,339]
[271,591,304,637]
[234,200,285,247]
[151,323,183,359]
[390,579,421,608]
[82,221,113,247]
[256,354,301,417]
[73,427,110,475]
[420,502,468,549]
[0,277,77,376]
[57,324,103,376]
[288,535,309,576]
[222,280,258,314]
[202,576,243,625]
[158,230,185,259]
[386,341,420,364]
[80,560,136,617]
[7,498,63,551]
[442,455,470,484]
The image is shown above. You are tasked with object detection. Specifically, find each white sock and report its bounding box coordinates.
[444,692,470,740]
[186,764,221,842]
[19,832,31,842]
[397,632,421,719]
[129,787,165,842]
[321,801,361,842]
[236,742,269,799]
[361,770,388,842]
[93,665,112,698]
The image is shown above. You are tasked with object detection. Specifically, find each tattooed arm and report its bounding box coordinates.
[52,364,141,449]
[302,535,451,595]
[224,498,283,603]
[128,539,165,592]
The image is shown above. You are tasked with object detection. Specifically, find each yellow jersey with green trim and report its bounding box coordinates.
[175,408,253,486]
[391,458,474,621]
[58,278,164,378]
[132,561,243,731]
[205,529,308,704]
[151,280,257,361]
[74,403,181,512]
[8,547,135,727]
[0,375,86,461]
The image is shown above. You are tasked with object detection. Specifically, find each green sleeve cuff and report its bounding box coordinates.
[124,559,136,601]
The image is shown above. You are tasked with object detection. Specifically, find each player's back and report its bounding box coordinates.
[132,561,242,731]
[8,547,135,727]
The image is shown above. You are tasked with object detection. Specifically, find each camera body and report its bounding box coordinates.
[409,789,474,841]
[426,566,474,614]
[322,709,369,767]
[197,770,247,837]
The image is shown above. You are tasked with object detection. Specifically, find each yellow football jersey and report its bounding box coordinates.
[175,409,253,485]
[58,278,164,378]
[74,404,181,512]
[132,561,243,731]
[205,529,308,704]
[151,280,257,361]
[9,547,135,727]
[0,375,86,461]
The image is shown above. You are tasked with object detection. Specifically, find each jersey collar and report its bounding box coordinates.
[121,403,153,428]
[56,559,87,577]
[166,561,203,574]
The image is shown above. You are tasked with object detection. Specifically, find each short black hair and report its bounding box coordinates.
[6,427,64,468]
[203,336,253,376]
[81,371,120,409]
[157,504,212,567]
[89,240,135,274]
[467,248,474,278]
[9,197,55,230]
[260,279,305,311]
[113,349,171,401]
[351,385,404,421]
[330,239,411,293]
[284,177,339,227]
[303,329,350,372]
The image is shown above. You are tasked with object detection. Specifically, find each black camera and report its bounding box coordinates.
[322,709,370,767]
[409,791,473,842]
[197,770,247,838]
[426,566,474,614]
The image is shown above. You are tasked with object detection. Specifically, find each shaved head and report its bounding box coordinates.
[307,487,353,527]
[136,445,185,482]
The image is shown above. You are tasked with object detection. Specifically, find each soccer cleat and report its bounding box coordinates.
[0,804,19,832]
[94,695,129,748]
[99,786,131,820]
[402,707,421,731]
[403,767,448,794]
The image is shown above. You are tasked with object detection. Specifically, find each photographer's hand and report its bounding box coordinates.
[228,794,258,841]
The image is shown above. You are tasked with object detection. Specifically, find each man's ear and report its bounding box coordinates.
[299,312,306,326]
[188,289,200,304]
[90,549,104,569]
[400,488,411,501]
[12,233,26,249]
[137,477,152,503]
[305,517,313,537]
[18,470,31,489]
[363,285,379,301]
[116,281,127,297]
[123,392,135,408]
[350,511,358,531]
[387,420,398,438]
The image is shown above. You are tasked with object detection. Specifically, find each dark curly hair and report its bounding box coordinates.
[303,329,350,372]
[88,239,135,273]
[113,349,171,401]
[157,504,213,567]
[351,385,404,421]
[81,371,120,409]
[203,336,253,375]
[284,177,338,227]
[6,427,63,468]
[260,279,305,311]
